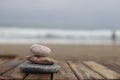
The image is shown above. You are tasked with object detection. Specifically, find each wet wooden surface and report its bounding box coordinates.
[0,56,120,80]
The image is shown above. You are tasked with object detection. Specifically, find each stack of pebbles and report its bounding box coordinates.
[19,44,60,73]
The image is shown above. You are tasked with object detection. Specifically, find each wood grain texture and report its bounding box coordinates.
[98,60,120,73]
[11,66,28,80]
[0,66,17,80]
[0,56,15,65]
[1,58,120,80]
[24,73,51,80]
[0,59,8,64]
[68,61,104,80]
[83,61,120,79]
[53,62,77,80]
[0,58,22,75]
[110,60,120,67]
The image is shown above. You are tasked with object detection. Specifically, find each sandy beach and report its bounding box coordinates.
[0,43,120,61]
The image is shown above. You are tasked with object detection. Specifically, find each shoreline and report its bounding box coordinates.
[0,42,119,45]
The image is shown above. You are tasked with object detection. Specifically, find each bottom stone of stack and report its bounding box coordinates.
[19,62,61,73]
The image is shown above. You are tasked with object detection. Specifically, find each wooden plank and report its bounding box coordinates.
[98,61,120,73]
[11,66,28,80]
[0,59,8,64]
[53,62,77,80]
[0,56,15,65]
[0,58,23,75]
[0,66,17,80]
[0,58,26,80]
[0,55,16,59]
[110,60,120,67]
[0,66,27,80]
[83,61,120,79]
[24,73,51,80]
[68,61,104,80]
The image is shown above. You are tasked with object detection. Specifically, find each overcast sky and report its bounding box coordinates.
[0,0,120,29]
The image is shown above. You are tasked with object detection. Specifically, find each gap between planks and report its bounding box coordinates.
[98,60,120,73]
[24,62,77,80]
[67,61,104,80]
[53,62,77,80]
[1,59,120,80]
[83,61,120,79]
[0,57,25,79]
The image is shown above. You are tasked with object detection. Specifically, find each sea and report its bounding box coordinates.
[0,26,120,44]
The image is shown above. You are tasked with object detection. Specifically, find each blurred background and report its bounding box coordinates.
[0,0,120,61]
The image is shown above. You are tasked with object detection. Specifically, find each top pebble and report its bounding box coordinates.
[30,44,51,57]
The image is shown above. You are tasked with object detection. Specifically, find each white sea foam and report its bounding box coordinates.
[0,26,119,44]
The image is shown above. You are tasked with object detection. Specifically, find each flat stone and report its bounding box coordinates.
[19,62,61,73]
[26,55,56,65]
[30,44,51,57]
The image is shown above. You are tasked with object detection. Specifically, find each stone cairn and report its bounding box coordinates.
[19,44,61,73]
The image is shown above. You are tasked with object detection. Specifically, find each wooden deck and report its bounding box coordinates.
[0,57,120,80]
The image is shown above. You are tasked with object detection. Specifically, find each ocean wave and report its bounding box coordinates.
[0,27,119,44]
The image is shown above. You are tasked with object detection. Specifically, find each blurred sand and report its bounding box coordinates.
[0,43,120,61]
